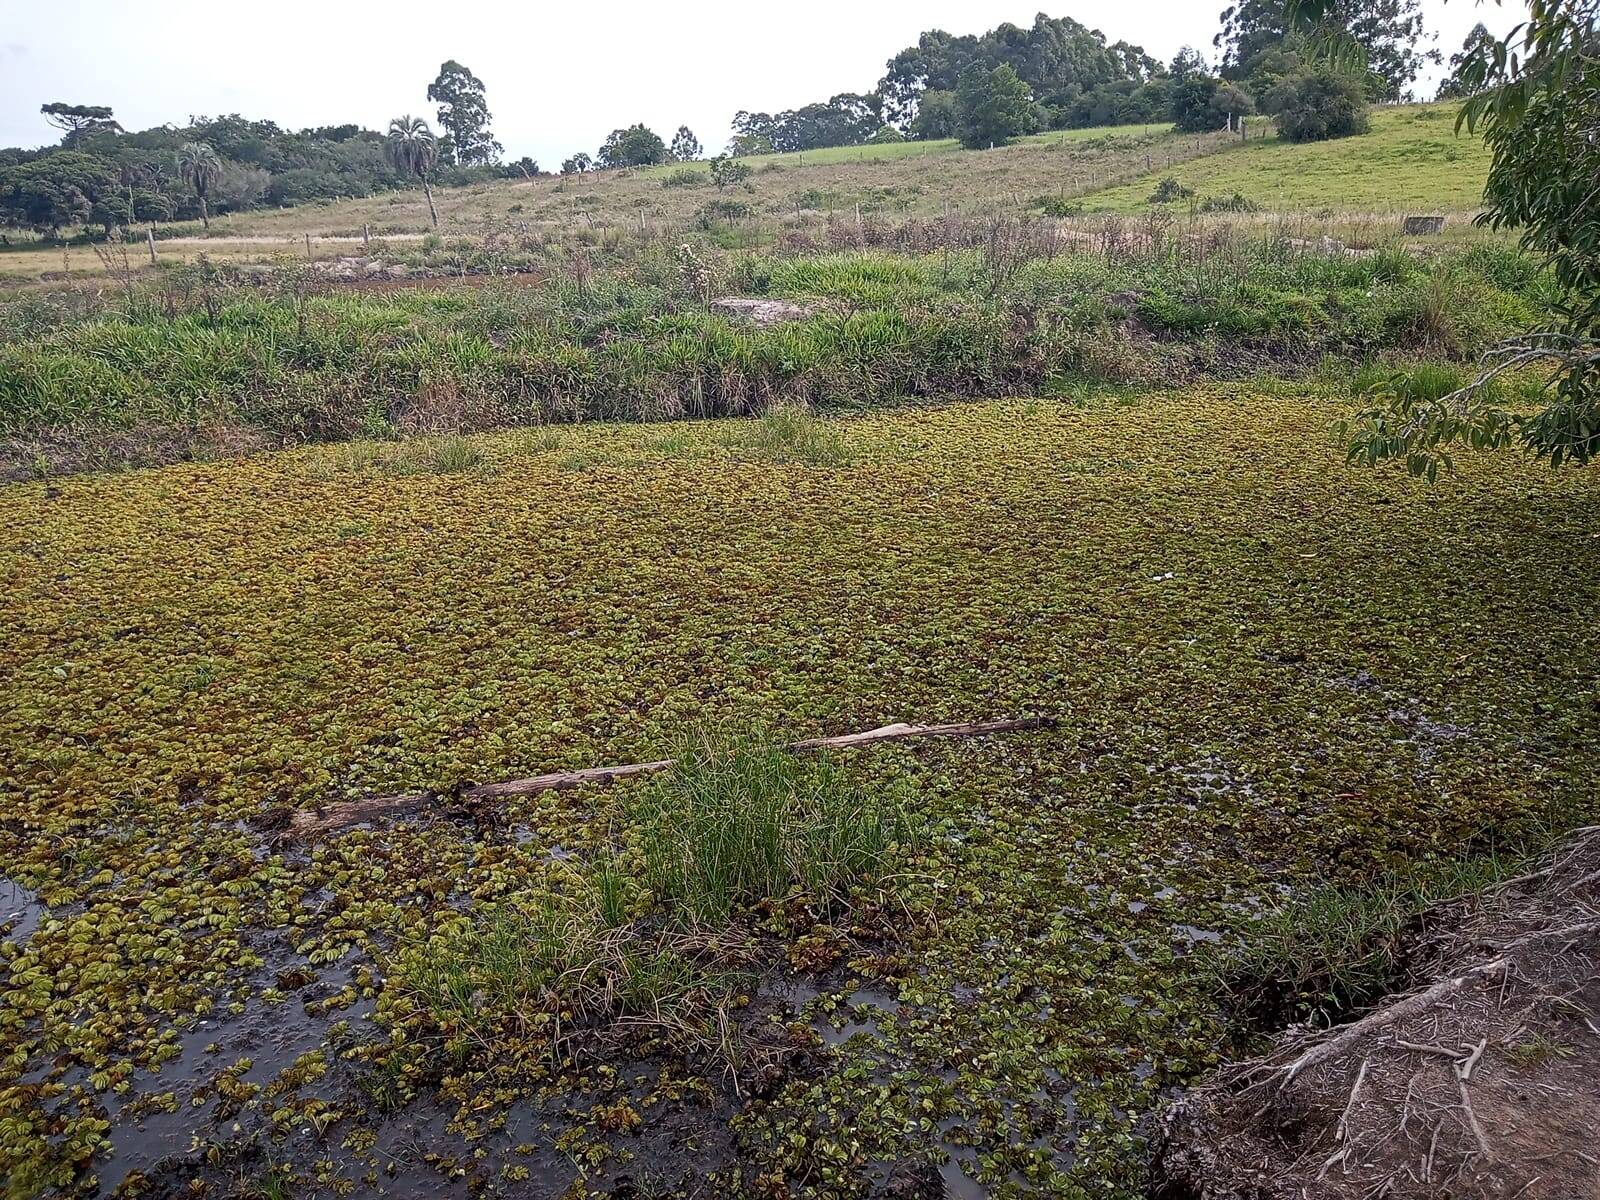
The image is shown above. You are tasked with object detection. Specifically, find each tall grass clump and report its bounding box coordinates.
[1215,852,1527,1029]
[397,889,751,1059]
[765,253,951,305]
[630,728,911,926]
[722,405,851,466]
[305,434,485,478]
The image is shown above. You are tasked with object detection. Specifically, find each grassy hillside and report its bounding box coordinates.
[1085,104,1492,214]
[3,126,1207,249]
[0,105,1503,289]
[667,122,1175,172]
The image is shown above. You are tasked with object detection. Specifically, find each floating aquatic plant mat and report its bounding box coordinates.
[288,717,1058,836]
[4,395,1599,1196]
[1155,826,1600,1200]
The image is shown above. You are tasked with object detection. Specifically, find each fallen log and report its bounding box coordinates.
[289,717,1057,837]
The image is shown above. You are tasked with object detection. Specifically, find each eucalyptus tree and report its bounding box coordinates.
[427,61,501,165]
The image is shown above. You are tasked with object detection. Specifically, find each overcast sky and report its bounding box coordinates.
[0,1,1529,165]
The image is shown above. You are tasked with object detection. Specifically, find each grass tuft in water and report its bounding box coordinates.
[722,406,851,467]
[400,886,750,1061]
[629,726,910,926]
[306,434,486,478]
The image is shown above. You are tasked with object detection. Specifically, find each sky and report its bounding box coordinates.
[0,0,1530,165]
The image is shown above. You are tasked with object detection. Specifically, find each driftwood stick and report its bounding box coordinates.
[289,717,1056,837]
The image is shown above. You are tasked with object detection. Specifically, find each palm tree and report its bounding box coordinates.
[386,116,440,228]
[176,142,221,230]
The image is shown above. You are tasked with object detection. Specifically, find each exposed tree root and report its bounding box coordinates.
[1154,827,1600,1200]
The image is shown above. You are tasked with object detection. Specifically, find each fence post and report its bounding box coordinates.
[363,224,370,247]
[147,225,157,264]
[305,233,313,261]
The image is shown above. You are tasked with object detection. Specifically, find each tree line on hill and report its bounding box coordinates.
[0,4,1503,238]
[719,2,1469,153]
[573,2,1488,166]
[0,61,531,238]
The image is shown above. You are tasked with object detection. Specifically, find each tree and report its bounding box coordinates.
[118,160,170,223]
[560,152,592,175]
[1171,75,1222,131]
[0,110,511,224]
[670,126,703,161]
[211,160,272,212]
[0,151,117,236]
[427,61,501,165]
[176,142,222,229]
[40,103,121,147]
[876,13,1163,134]
[1170,46,1211,82]
[727,98,882,153]
[385,116,440,227]
[954,63,1033,148]
[1265,70,1369,139]
[1212,81,1257,129]
[1436,23,1499,98]
[774,94,883,151]
[1291,0,1600,470]
[1217,0,1437,101]
[731,111,783,150]
[908,89,957,139]
[727,132,775,156]
[597,124,669,169]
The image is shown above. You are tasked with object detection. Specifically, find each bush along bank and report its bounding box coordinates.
[0,236,1553,476]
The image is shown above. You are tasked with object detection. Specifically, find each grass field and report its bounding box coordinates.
[1085,104,1492,214]
[2,393,1596,1196]
[653,122,1177,173]
[0,105,1496,290]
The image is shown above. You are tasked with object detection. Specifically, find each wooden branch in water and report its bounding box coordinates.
[288,717,1057,838]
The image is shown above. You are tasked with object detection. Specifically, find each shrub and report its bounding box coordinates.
[709,155,753,191]
[1149,177,1195,204]
[1267,72,1371,143]
[792,188,836,212]
[695,198,752,229]
[661,167,707,189]
[1037,194,1084,217]
[1199,192,1259,213]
